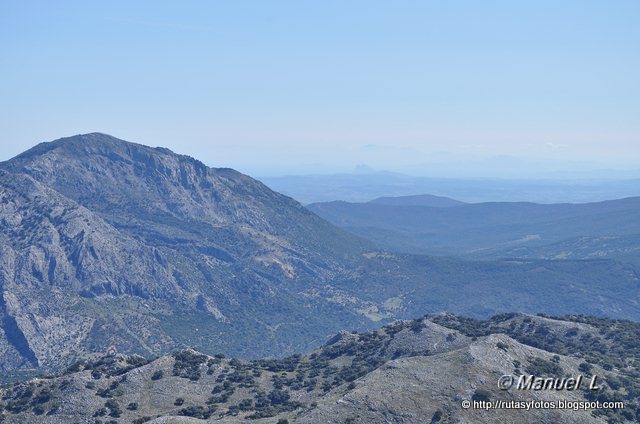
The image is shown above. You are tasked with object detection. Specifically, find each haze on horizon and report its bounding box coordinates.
[1,1,638,178]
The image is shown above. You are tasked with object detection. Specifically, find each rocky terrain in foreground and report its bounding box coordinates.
[1,313,637,423]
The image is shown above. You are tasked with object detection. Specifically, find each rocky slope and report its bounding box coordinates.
[1,313,636,423]
[0,134,374,373]
[3,133,366,271]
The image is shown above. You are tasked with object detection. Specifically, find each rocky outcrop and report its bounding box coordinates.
[2,314,632,423]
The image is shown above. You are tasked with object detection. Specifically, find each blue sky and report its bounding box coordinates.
[1,1,639,176]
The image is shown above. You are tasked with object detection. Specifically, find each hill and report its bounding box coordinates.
[0,313,636,423]
[307,197,640,263]
[369,194,465,207]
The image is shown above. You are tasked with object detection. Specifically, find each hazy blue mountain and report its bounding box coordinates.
[369,193,465,207]
[307,197,640,263]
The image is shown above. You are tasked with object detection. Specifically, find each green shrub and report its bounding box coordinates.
[471,387,491,402]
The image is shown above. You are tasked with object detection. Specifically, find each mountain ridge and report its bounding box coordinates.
[1,312,637,423]
[307,196,640,261]
[369,193,465,207]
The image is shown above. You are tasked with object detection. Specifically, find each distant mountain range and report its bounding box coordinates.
[1,133,639,380]
[0,312,636,423]
[308,196,640,264]
[261,173,640,204]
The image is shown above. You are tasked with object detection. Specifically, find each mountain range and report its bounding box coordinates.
[307,196,640,265]
[1,133,639,382]
[261,173,640,204]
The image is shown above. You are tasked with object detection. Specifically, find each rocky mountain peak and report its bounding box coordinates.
[0,134,370,373]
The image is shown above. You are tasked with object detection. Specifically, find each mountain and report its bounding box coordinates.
[307,197,640,263]
[0,312,636,423]
[0,133,373,374]
[369,193,465,207]
[2,133,367,268]
[1,133,640,380]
